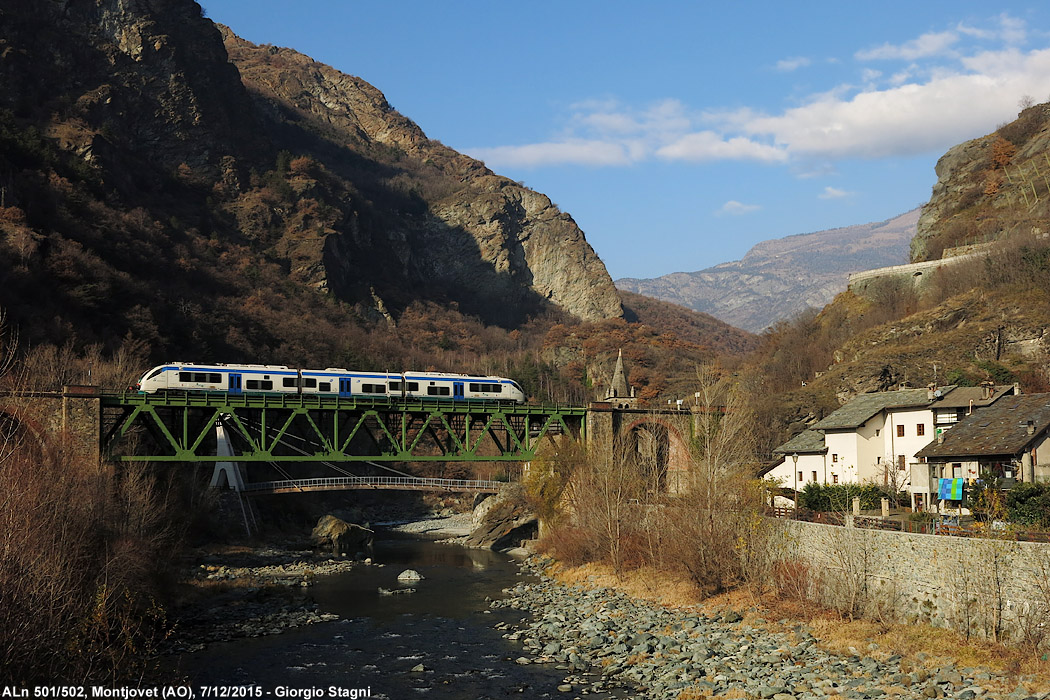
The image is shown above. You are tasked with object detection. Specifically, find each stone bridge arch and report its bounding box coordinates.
[586,405,695,494]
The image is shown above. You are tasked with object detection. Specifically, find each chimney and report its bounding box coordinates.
[927,383,936,401]
[937,430,944,444]
[1014,382,1021,396]
[1027,420,1036,436]
[981,381,993,400]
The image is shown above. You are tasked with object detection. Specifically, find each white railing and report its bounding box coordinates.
[241,475,507,493]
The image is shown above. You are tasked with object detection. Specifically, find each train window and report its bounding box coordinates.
[427,386,451,396]
[245,380,274,391]
[407,382,419,391]
[490,384,502,393]
[318,382,331,392]
[389,381,401,391]
[469,383,479,392]
[302,378,316,388]
[283,378,298,388]
[147,368,165,380]
[362,384,386,394]
[209,374,221,383]
[179,372,191,382]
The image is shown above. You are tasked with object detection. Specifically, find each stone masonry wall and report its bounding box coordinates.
[779,519,1050,642]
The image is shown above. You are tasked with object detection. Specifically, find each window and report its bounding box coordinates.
[798,471,803,482]
[318,382,331,392]
[389,381,401,391]
[896,425,905,437]
[179,372,190,382]
[302,378,316,388]
[427,386,451,396]
[812,471,818,482]
[283,377,297,388]
[147,368,165,380]
[361,383,386,394]
[407,382,419,392]
[832,474,839,484]
[469,383,503,393]
[832,453,838,463]
[897,455,906,470]
[245,380,273,391]
[916,423,925,436]
[876,456,881,464]
[875,428,880,436]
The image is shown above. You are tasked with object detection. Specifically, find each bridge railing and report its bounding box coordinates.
[241,475,509,493]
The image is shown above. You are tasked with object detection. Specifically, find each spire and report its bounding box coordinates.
[609,348,630,399]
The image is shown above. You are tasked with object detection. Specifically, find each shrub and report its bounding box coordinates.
[1006,482,1050,528]
[798,482,885,512]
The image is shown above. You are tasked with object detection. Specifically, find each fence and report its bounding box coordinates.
[242,475,508,494]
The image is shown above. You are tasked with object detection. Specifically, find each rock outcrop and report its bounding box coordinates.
[221,29,622,325]
[310,515,373,557]
[463,485,537,550]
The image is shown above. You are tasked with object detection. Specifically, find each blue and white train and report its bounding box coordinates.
[134,362,527,404]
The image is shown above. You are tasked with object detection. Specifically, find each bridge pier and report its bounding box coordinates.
[586,403,696,494]
[210,419,247,492]
[0,385,101,467]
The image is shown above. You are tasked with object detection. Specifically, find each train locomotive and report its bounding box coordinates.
[134,362,527,404]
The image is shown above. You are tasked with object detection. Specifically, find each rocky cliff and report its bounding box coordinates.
[0,0,621,361]
[221,30,622,324]
[913,103,1050,262]
[616,210,917,332]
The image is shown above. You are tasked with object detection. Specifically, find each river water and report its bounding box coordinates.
[178,533,627,699]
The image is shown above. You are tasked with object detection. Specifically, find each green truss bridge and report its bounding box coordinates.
[101,392,586,466]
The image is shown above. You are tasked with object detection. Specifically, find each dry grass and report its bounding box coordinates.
[545,560,1050,692]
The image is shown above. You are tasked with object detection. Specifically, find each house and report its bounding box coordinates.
[913,393,1050,512]
[769,383,1016,494]
[768,429,828,494]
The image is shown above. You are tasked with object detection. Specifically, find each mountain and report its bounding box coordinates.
[615,209,919,333]
[0,0,620,365]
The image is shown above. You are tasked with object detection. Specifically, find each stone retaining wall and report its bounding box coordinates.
[780,519,1050,641]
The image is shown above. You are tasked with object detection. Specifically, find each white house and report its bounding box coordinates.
[770,384,1016,498]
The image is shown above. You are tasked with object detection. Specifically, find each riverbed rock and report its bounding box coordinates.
[462,484,537,550]
[310,514,374,557]
[397,569,424,581]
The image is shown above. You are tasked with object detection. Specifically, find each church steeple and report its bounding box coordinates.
[603,348,639,408]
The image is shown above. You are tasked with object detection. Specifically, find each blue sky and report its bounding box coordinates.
[200,1,1050,279]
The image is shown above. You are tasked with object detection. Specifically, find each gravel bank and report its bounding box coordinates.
[168,546,363,652]
[382,512,474,538]
[492,557,1050,700]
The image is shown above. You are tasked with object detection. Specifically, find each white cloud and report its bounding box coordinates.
[468,15,1045,170]
[468,141,635,168]
[819,186,852,200]
[776,56,812,72]
[656,132,788,163]
[855,30,960,61]
[718,200,761,216]
[744,46,1050,159]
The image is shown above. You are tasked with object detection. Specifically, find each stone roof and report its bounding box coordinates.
[916,393,1050,459]
[773,429,827,455]
[813,388,939,431]
[931,384,1014,409]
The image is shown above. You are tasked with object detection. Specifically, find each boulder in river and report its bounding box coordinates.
[311,514,374,557]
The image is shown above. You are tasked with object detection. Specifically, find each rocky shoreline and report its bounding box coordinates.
[491,557,1050,700]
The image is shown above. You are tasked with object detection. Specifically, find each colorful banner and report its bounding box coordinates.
[938,477,963,500]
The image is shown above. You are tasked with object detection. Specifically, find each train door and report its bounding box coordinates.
[339,377,353,397]
[228,374,242,394]
[453,381,464,400]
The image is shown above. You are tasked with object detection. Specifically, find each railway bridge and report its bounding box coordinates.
[0,386,702,496]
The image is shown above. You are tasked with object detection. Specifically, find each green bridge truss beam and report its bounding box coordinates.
[101,393,586,463]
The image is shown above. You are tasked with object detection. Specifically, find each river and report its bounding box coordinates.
[173,533,629,699]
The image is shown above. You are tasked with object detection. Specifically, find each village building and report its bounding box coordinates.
[769,383,1016,500]
[913,392,1050,512]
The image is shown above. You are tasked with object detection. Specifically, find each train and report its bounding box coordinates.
[134,362,528,404]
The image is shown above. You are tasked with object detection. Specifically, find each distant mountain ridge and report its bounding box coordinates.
[616,209,919,332]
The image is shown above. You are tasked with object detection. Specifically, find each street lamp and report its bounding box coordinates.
[792,453,799,516]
